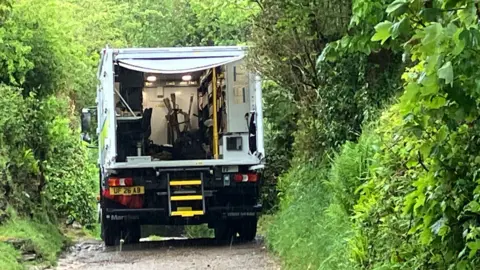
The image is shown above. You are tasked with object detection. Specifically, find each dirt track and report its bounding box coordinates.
[54,238,279,270]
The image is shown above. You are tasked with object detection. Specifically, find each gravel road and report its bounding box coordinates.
[54,237,279,270]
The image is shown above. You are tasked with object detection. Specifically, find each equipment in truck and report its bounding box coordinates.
[80,46,265,246]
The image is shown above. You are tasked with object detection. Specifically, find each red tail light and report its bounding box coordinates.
[233,173,258,182]
[102,189,143,209]
[108,177,133,187]
[247,173,258,182]
[234,174,244,182]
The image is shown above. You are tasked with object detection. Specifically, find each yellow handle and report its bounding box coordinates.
[212,68,219,159]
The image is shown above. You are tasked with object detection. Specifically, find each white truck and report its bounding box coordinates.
[81,46,265,246]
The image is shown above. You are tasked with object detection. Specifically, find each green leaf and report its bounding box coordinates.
[429,96,446,109]
[418,74,439,96]
[438,61,453,85]
[430,217,446,235]
[467,241,480,258]
[420,228,433,245]
[437,125,448,141]
[458,5,477,25]
[421,8,442,22]
[317,43,338,63]
[391,17,409,39]
[371,21,393,44]
[422,23,443,48]
[453,29,467,56]
[466,201,480,213]
[419,142,432,158]
[425,54,441,75]
[386,0,408,16]
[401,84,420,105]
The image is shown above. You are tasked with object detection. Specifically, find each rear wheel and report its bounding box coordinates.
[214,222,235,242]
[124,223,141,244]
[102,220,141,246]
[102,219,119,247]
[237,218,257,242]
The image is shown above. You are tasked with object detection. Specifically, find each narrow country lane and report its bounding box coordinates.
[53,238,279,270]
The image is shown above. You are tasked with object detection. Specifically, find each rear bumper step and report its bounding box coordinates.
[171,195,203,201]
[171,210,204,217]
[170,180,202,186]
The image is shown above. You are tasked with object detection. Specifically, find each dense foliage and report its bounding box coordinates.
[0,0,101,226]
[262,0,480,269]
[349,0,480,268]
[0,0,258,266]
[4,0,480,269]
[0,0,259,221]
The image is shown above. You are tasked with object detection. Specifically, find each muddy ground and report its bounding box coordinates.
[53,237,279,270]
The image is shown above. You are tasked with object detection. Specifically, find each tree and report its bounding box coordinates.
[249,0,351,100]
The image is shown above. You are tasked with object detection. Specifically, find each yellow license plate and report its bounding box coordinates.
[109,186,144,195]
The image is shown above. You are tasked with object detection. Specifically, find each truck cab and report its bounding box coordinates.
[85,46,265,246]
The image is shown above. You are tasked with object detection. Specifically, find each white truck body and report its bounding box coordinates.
[96,46,265,172]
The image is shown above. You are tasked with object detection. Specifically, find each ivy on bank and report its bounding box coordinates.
[318,0,480,268]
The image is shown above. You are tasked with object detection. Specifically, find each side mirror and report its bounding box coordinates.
[81,108,92,133]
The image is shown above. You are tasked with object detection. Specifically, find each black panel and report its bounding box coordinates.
[119,68,144,87]
[226,137,242,151]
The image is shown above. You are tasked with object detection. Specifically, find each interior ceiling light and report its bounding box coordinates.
[182,74,192,81]
[146,75,157,82]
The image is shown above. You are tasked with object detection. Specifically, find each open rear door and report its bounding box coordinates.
[118,56,244,74]
[115,46,246,74]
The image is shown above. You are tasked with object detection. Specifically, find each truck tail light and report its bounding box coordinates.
[233,174,244,182]
[247,173,258,182]
[233,173,258,183]
[108,177,133,187]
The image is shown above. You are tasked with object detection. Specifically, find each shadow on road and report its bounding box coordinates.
[104,237,262,252]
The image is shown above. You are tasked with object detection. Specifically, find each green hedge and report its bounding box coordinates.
[267,127,380,269]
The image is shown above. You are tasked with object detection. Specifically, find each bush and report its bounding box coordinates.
[267,164,353,270]
[0,85,97,225]
[0,85,40,220]
[39,96,98,225]
[328,124,380,213]
[0,208,66,267]
[267,126,380,269]
[351,104,480,269]
[262,81,297,212]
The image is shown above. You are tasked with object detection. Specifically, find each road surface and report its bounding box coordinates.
[54,238,279,270]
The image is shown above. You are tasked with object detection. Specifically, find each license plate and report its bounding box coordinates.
[109,186,144,195]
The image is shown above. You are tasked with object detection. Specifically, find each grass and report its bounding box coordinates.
[63,223,101,241]
[267,178,353,270]
[258,214,274,237]
[265,128,378,270]
[0,209,67,269]
[145,235,163,241]
[184,224,214,238]
[0,242,22,270]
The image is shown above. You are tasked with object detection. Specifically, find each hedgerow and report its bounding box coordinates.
[264,0,480,269]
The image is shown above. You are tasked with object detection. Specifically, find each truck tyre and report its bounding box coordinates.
[214,222,235,242]
[102,220,119,247]
[125,223,141,244]
[237,218,257,242]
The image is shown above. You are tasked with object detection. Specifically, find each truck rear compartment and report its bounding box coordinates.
[113,63,259,167]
